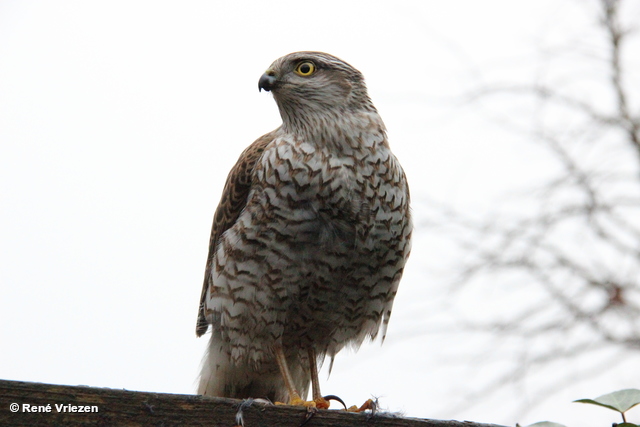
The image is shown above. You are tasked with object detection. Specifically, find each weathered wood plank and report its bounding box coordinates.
[0,379,506,427]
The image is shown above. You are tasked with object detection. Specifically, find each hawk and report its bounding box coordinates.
[196,51,412,408]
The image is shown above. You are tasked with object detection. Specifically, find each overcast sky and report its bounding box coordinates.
[1,1,638,426]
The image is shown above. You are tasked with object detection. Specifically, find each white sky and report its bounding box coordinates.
[1,1,638,426]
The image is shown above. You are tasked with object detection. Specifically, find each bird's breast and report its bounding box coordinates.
[252,133,408,256]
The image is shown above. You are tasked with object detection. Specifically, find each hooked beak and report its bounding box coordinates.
[258,70,277,92]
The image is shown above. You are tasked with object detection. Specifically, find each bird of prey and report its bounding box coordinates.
[196,51,412,409]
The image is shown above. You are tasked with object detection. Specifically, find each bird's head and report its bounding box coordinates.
[258,52,377,131]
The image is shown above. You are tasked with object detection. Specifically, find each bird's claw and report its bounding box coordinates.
[299,406,318,427]
[322,394,346,410]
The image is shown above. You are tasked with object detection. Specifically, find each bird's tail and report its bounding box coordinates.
[197,331,310,402]
[197,331,229,396]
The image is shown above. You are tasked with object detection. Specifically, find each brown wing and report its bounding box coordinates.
[195,131,275,336]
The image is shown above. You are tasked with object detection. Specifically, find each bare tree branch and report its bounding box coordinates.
[425,0,640,416]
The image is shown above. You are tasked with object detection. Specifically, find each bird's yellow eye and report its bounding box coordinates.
[294,61,316,76]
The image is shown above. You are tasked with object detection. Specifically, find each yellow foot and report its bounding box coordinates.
[275,397,319,408]
[346,398,375,412]
[292,396,319,408]
[314,396,330,410]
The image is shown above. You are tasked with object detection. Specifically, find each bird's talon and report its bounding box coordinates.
[322,394,347,410]
[299,406,318,427]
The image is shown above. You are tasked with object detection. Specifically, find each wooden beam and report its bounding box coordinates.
[0,379,507,427]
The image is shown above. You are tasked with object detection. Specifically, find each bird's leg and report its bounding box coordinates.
[307,348,330,409]
[273,344,310,407]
